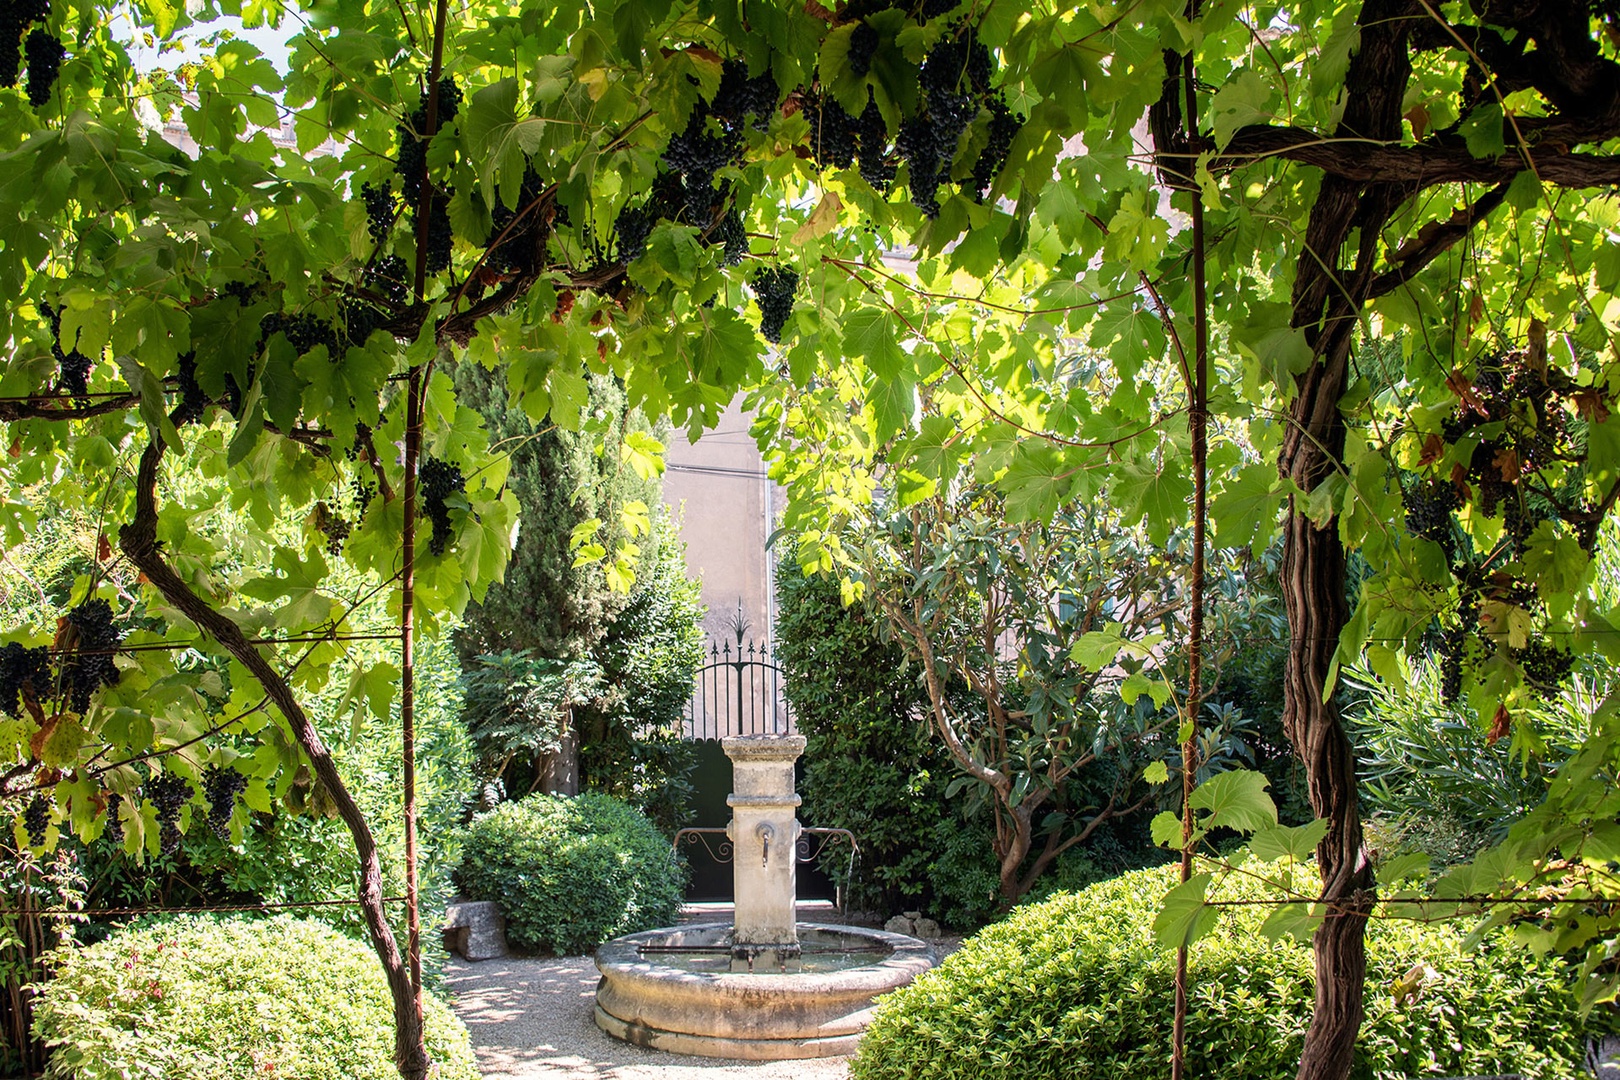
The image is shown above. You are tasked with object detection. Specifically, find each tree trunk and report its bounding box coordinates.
[121,439,431,1080]
[1280,486,1373,1080]
[541,711,581,796]
[1277,6,1418,1077]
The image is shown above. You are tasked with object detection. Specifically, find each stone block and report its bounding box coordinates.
[442,899,509,961]
[884,915,915,936]
[913,918,941,939]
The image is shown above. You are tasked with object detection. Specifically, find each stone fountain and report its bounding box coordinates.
[593,733,935,1059]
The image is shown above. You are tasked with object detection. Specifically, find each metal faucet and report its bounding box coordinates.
[755,821,775,868]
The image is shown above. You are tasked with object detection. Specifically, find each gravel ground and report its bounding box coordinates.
[444,953,852,1080]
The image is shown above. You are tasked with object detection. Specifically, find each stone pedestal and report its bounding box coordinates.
[722,734,805,971]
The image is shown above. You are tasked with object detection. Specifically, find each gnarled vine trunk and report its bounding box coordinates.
[121,439,431,1080]
[1278,4,1416,1078]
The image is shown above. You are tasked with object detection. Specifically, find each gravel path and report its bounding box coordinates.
[444,953,852,1080]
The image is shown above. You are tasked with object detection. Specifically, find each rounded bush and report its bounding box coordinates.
[853,864,1616,1080]
[32,916,479,1080]
[456,791,684,954]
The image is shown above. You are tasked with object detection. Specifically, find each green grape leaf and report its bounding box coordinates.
[1188,770,1278,835]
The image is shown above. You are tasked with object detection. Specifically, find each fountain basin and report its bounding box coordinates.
[594,921,934,1059]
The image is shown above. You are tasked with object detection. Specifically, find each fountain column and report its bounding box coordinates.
[722,733,805,971]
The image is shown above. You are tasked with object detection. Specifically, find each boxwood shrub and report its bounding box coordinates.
[455,791,684,954]
[32,916,479,1080]
[853,863,1616,1080]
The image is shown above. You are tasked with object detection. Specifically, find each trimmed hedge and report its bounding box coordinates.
[455,792,684,954]
[32,916,479,1080]
[853,863,1615,1080]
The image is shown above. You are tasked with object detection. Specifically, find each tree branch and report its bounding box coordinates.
[118,437,430,1080]
[1217,125,1620,188]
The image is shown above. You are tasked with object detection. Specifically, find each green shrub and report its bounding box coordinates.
[32,916,479,1080]
[455,792,683,954]
[853,864,1615,1080]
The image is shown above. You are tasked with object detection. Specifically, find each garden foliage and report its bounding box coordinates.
[575,519,705,835]
[852,864,1614,1080]
[454,792,683,955]
[4,0,1620,1075]
[31,916,480,1080]
[774,553,999,927]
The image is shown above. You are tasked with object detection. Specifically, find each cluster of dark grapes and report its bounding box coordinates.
[23,26,60,106]
[898,28,1018,214]
[1436,624,1467,702]
[419,456,465,556]
[397,78,461,278]
[424,205,453,275]
[359,181,397,245]
[751,266,798,344]
[173,352,207,425]
[278,312,341,355]
[0,0,48,89]
[798,25,1018,213]
[968,97,1023,200]
[610,60,777,268]
[364,255,410,307]
[853,95,895,191]
[41,301,92,399]
[312,500,352,555]
[340,299,384,350]
[717,208,747,266]
[345,421,372,463]
[848,21,879,77]
[21,793,50,846]
[352,475,378,515]
[487,168,552,275]
[201,765,246,840]
[0,641,50,719]
[146,771,192,855]
[664,108,744,216]
[1514,637,1575,691]
[1398,347,1607,704]
[104,791,124,845]
[1402,477,1458,553]
[398,78,460,206]
[711,58,780,133]
[613,172,686,262]
[802,91,858,171]
[61,598,122,714]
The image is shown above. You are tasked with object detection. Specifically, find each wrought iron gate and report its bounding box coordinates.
[683,613,794,740]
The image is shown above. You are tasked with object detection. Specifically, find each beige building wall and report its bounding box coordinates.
[663,398,791,736]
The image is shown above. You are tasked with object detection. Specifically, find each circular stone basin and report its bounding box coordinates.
[594,921,935,1060]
